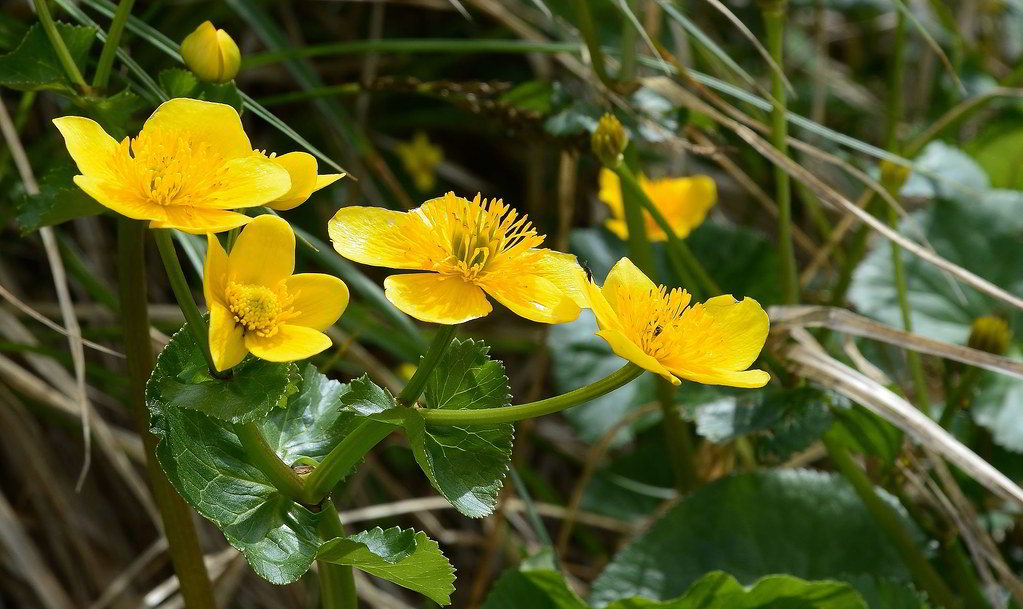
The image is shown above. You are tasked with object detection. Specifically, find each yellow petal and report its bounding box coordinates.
[602,257,657,310]
[228,215,295,286]
[314,173,344,191]
[596,328,679,385]
[265,152,318,211]
[245,325,332,362]
[201,153,292,210]
[141,98,252,160]
[52,116,118,180]
[384,273,492,324]
[584,278,624,335]
[204,233,229,306]
[598,167,625,218]
[149,206,252,234]
[667,366,770,388]
[692,295,770,370]
[480,272,580,324]
[209,302,247,371]
[531,249,589,309]
[328,206,418,269]
[284,273,349,331]
[648,175,716,239]
[215,29,241,82]
[181,21,222,82]
[603,218,629,240]
[73,175,167,222]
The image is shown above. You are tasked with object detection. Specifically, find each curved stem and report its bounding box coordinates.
[302,420,396,505]
[118,219,215,609]
[421,364,645,426]
[32,0,88,91]
[318,502,358,608]
[91,0,136,89]
[234,421,308,503]
[152,230,223,377]
[396,325,457,406]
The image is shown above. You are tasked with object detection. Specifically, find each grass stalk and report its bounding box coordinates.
[91,0,136,89]
[318,501,358,609]
[32,0,89,91]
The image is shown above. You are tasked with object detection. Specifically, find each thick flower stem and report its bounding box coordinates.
[32,0,89,92]
[823,435,960,609]
[118,219,216,609]
[234,421,308,503]
[396,325,457,406]
[422,364,645,426]
[302,420,397,506]
[152,229,224,377]
[760,0,798,305]
[91,0,136,89]
[318,501,358,609]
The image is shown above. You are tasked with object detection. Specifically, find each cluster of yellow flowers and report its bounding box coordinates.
[54,97,769,388]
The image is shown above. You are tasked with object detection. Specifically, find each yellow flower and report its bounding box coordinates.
[53,98,291,234]
[264,151,344,211]
[328,192,586,325]
[181,21,241,83]
[598,168,716,241]
[204,215,349,371]
[396,131,443,192]
[585,258,769,387]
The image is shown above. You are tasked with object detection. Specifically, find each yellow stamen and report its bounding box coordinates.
[109,128,230,207]
[225,281,297,337]
[614,285,694,361]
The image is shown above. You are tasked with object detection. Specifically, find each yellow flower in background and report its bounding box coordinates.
[396,131,443,192]
[264,151,344,211]
[598,168,716,241]
[181,21,241,83]
[586,258,769,388]
[329,192,586,325]
[53,98,291,233]
[204,215,349,371]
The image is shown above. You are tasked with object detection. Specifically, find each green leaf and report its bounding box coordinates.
[969,122,1023,190]
[149,380,324,583]
[829,404,904,466]
[260,363,356,465]
[407,338,514,517]
[581,427,676,522]
[17,162,103,233]
[318,527,456,605]
[483,567,868,609]
[76,89,147,137]
[689,386,836,463]
[147,322,297,424]
[0,22,94,92]
[338,374,398,419]
[589,470,917,607]
[158,68,244,112]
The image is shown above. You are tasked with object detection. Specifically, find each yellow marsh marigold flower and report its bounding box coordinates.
[396,131,443,192]
[53,98,291,234]
[204,215,349,371]
[263,151,343,211]
[598,168,716,241]
[181,21,241,83]
[586,257,769,387]
[328,192,586,325]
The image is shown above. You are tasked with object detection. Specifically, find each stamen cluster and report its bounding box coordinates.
[225,281,296,338]
[110,128,229,207]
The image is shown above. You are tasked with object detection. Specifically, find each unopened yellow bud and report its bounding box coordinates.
[181,21,241,83]
[880,160,911,192]
[592,113,628,167]
[968,316,1011,356]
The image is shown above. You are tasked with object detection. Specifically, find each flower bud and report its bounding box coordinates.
[968,316,1011,356]
[880,160,911,192]
[181,21,241,83]
[592,113,628,167]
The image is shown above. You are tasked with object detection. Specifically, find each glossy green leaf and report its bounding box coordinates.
[147,324,298,424]
[260,363,355,465]
[407,338,514,517]
[0,22,94,92]
[589,470,917,606]
[338,374,398,419]
[17,162,103,234]
[78,89,147,136]
[483,567,867,609]
[318,526,455,605]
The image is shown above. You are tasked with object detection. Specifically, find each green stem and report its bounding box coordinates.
[33,0,89,91]
[761,0,798,305]
[823,435,960,609]
[396,325,457,406]
[619,0,639,81]
[91,0,136,89]
[422,364,645,426]
[657,379,698,492]
[234,421,308,503]
[614,164,719,297]
[572,0,615,89]
[318,501,358,609]
[117,219,215,609]
[302,420,396,505]
[151,229,221,376]
[617,163,656,277]
[938,367,981,429]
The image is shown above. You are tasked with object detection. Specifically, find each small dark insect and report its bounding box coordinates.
[653,325,663,337]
